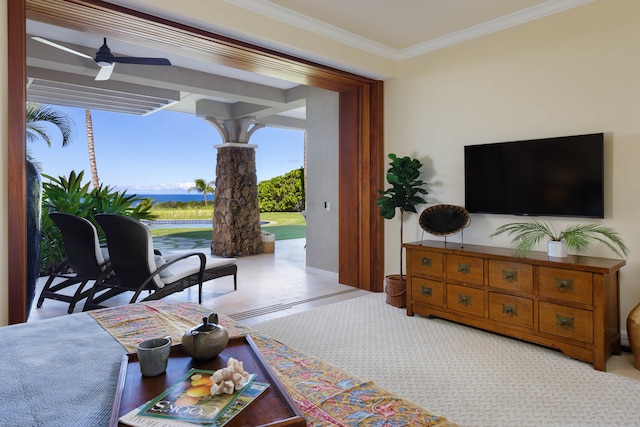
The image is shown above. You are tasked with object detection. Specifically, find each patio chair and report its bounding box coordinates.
[84,213,237,310]
[36,212,116,314]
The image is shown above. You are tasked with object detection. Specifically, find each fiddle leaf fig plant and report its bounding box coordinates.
[490,221,629,258]
[377,153,428,279]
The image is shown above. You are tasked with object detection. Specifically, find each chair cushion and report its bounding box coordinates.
[158,253,236,287]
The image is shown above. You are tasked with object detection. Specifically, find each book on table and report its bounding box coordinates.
[119,368,268,427]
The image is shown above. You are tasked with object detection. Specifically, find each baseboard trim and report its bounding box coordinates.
[305,266,338,280]
[621,330,630,349]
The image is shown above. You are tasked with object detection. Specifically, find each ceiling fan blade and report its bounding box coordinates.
[112,56,171,66]
[31,36,93,60]
[95,64,114,81]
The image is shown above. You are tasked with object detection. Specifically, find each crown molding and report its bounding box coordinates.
[225,0,397,58]
[226,0,595,61]
[398,0,596,60]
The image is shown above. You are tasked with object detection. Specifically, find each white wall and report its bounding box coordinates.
[385,0,640,336]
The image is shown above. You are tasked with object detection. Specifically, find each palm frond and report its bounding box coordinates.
[561,224,629,258]
[490,221,556,257]
[26,103,76,147]
[490,221,628,258]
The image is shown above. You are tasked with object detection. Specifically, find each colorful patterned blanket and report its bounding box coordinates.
[89,301,458,427]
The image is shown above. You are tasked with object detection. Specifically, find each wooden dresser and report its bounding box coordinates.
[404,240,626,371]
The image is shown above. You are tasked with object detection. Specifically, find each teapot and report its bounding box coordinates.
[182,313,229,360]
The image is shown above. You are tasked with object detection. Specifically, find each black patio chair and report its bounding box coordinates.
[84,214,237,311]
[36,212,116,313]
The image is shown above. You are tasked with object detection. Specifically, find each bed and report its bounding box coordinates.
[0,301,458,426]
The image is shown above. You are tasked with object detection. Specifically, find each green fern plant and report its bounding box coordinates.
[489,221,629,258]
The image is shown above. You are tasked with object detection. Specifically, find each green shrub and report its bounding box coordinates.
[258,168,305,212]
[154,200,209,209]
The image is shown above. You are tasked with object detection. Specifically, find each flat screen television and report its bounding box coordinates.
[464,133,604,218]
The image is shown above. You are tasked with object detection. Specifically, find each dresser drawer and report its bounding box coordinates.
[409,250,443,278]
[489,292,533,330]
[411,277,445,307]
[539,302,593,344]
[488,260,533,293]
[539,267,592,305]
[447,284,485,317]
[446,255,483,285]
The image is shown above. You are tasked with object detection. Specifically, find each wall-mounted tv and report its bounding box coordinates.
[464,133,604,218]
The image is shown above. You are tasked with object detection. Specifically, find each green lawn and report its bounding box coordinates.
[149,211,306,241]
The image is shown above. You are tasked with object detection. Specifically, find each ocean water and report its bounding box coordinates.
[135,194,211,203]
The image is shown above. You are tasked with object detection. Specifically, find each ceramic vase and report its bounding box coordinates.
[627,302,640,370]
[548,240,568,258]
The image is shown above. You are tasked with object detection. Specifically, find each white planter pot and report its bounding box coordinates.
[548,240,568,258]
[261,231,275,242]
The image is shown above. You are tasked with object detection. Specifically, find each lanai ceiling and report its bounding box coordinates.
[26,0,592,125]
[26,19,308,128]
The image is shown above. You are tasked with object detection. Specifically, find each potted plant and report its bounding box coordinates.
[489,221,629,259]
[377,153,428,307]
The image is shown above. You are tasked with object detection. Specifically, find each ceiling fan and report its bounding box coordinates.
[32,36,171,81]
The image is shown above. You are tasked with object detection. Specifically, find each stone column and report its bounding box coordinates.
[204,116,265,257]
[211,143,262,256]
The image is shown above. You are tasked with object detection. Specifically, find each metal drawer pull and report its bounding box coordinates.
[458,263,471,274]
[555,278,574,292]
[458,294,472,306]
[421,286,432,297]
[421,257,432,267]
[556,314,575,330]
[502,270,518,282]
[502,303,518,317]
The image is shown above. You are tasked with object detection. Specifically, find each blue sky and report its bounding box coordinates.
[28,105,304,194]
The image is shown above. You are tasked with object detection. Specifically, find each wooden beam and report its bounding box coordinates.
[8,0,28,323]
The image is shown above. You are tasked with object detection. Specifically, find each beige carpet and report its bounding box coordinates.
[252,292,640,427]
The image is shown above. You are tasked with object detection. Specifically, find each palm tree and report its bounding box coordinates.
[85,109,100,188]
[188,179,215,205]
[26,102,75,147]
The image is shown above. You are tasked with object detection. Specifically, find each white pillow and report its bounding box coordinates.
[101,248,110,262]
[154,255,173,278]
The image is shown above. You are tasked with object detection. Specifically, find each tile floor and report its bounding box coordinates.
[29,238,371,326]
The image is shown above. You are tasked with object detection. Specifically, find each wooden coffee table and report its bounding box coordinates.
[110,335,305,427]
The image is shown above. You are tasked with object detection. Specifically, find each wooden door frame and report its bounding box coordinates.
[7,0,384,324]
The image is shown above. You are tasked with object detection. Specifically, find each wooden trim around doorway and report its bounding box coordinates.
[7,0,385,323]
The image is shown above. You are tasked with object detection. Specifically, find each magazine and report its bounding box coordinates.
[213,381,269,426]
[119,381,269,427]
[137,368,256,424]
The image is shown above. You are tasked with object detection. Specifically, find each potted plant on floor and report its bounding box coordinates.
[377,153,428,308]
[489,221,629,259]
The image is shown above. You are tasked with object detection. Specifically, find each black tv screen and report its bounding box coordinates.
[464,133,604,218]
